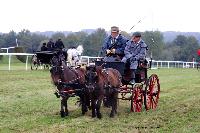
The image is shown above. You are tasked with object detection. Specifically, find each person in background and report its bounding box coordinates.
[54,38,67,61]
[55,38,65,50]
[47,38,55,51]
[41,43,48,51]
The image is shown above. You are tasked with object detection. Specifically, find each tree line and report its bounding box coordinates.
[0,29,199,61]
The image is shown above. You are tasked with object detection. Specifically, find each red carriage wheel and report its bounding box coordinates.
[131,85,143,112]
[144,74,160,110]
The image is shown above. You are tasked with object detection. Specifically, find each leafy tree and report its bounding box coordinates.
[17,29,32,52]
[3,30,17,48]
[183,36,199,61]
[17,29,47,53]
[83,28,107,56]
[165,35,199,61]
[142,31,164,60]
[64,32,88,48]
[0,35,5,48]
[120,31,131,40]
[173,35,187,47]
[51,32,65,40]
[29,33,48,52]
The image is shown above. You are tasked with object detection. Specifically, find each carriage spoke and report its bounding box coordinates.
[131,86,143,112]
[144,74,160,110]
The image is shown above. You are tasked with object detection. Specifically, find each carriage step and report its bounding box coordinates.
[119,90,131,93]
[118,97,131,100]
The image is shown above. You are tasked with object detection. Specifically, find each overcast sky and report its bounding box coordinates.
[0,0,199,33]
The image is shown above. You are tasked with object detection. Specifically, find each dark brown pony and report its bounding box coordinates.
[50,52,88,117]
[85,65,122,118]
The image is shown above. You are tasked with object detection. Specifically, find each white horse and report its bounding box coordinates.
[67,45,83,66]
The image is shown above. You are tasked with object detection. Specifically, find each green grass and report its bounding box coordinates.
[0,68,200,133]
[0,55,40,70]
[0,55,33,70]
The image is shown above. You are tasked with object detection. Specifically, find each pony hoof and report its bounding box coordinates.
[110,113,115,118]
[82,110,88,115]
[60,111,65,118]
[82,111,86,115]
[65,112,69,116]
[97,114,102,119]
[88,106,92,110]
[54,92,60,98]
[92,114,96,118]
[84,108,88,113]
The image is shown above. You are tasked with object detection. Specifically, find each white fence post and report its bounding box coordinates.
[26,55,29,70]
[8,55,11,70]
[150,60,197,69]
[168,62,169,68]
[87,57,90,65]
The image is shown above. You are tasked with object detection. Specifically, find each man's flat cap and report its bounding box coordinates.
[132,32,141,37]
[111,26,119,33]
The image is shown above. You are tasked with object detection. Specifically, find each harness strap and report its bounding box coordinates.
[102,69,111,88]
[71,68,80,84]
[64,68,85,84]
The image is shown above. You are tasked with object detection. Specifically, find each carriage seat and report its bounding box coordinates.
[123,58,148,84]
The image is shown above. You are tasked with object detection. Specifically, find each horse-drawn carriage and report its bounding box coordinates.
[94,60,160,112]
[31,45,83,70]
[50,51,160,118]
[31,51,54,70]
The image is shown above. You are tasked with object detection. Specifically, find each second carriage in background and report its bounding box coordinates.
[31,51,54,70]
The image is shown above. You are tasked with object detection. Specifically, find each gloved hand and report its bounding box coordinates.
[111,49,116,54]
[106,49,111,54]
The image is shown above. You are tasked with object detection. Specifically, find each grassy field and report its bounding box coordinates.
[0,68,200,133]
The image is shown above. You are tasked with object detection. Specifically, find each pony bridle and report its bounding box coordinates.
[50,56,66,85]
[85,71,98,91]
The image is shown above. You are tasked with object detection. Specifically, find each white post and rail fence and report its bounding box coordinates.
[0,53,33,70]
[0,53,199,70]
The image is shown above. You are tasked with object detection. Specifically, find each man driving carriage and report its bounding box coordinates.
[102,26,128,62]
[122,32,148,84]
